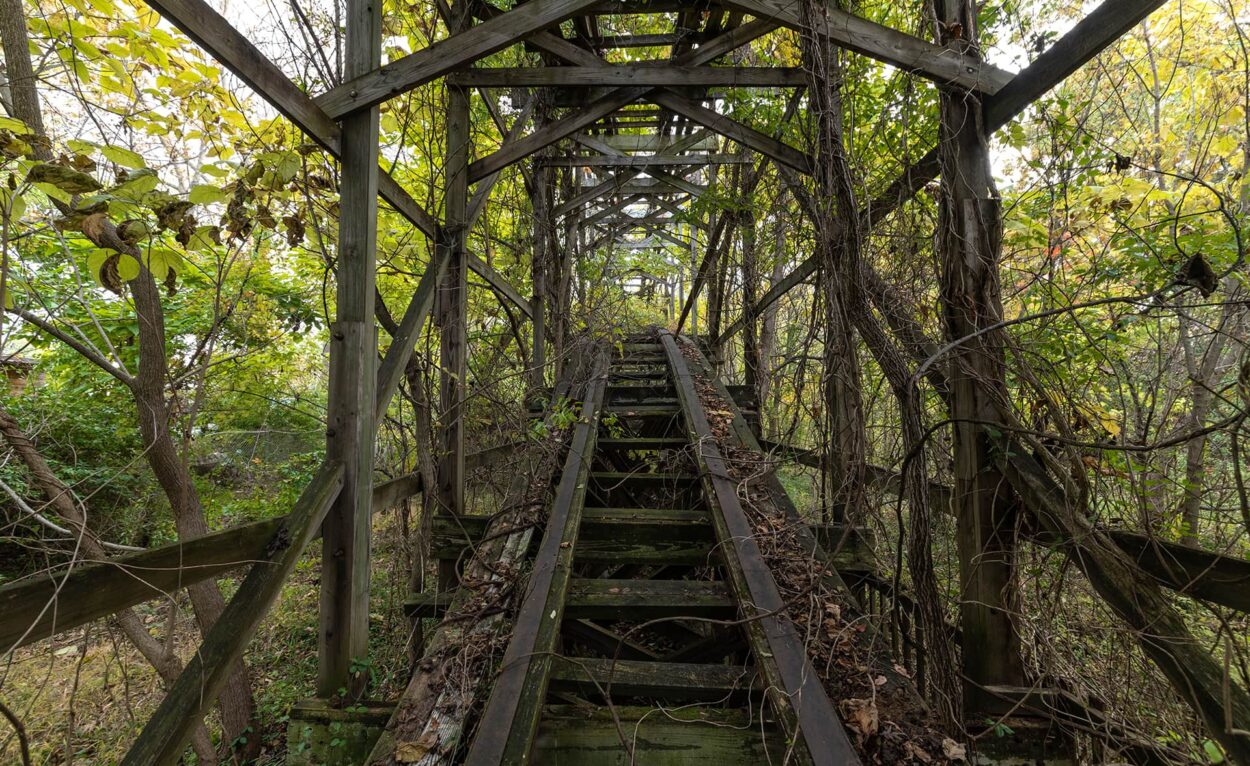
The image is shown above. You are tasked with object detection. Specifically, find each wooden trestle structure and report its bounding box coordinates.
[4,0,1250,762]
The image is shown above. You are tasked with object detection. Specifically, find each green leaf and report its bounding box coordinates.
[188,184,228,205]
[116,253,141,281]
[87,249,116,285]
[275,152,300,184]
[187,225,221,252]
[26,163,102,194]
[101,145,146,169]
[0,188,26,221]
[0,116,28,133]
[110,168,159,199]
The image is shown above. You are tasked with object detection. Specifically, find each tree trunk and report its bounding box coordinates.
[0,1,258,756]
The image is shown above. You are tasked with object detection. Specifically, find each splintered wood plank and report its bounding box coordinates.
[548,657,760,700]
[574,539,713,566]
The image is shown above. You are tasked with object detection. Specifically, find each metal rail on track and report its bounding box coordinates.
[659,329,862,766]
[464,348,611,765]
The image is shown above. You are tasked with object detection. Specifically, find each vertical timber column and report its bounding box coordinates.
[530,157,550,391]
[934,0,1025,718]
[319,0,380,699]
[435,79,470,572]
[740,207,760,437]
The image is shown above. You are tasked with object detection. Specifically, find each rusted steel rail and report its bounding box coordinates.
[658,330,861,766]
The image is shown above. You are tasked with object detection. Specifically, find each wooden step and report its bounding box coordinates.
[566,579,734,620]
[406,579,732,621]
[535,705,784,764]
[575,538,713,566]
[597,436,688,451]
[427,510,711,559]
[580,508,711,543]
[588,471,698,484]
[609,370,669,381]
[602,404,681,417]
[548,658,759,700]
[612,357,670,367]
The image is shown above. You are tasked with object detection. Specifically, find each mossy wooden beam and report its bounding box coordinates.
[1,469,421,652]
[534,704,784,764]
[660,330,860,766]
[547,657,760,700]
[121,463,344,765]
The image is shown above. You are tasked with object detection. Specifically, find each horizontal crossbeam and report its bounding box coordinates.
[448,65,807,87]
[547,153,748,167]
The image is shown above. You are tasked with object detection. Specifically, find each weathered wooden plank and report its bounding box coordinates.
[122,463,344,765]
[535,705,783,764]
[463,352,610,765]
[984,0,1169,129]
[548,153,748,167]
[468,21,777,180]
[375,247,450,423]
[366,378,579,763]
[660,331,860,766]
[466,94,537,227]
[718,0,1013,93]
[585,32,691,48]
[470,88,648,182]
[0,471,423,654]
[548,657,760,699]
[450,65,807,87]
[573,539,712,566]
[565,579,733,620]
[467,253,534,319]
[596,436,683,450]
[578,132,719,153]
[316,0,603,119]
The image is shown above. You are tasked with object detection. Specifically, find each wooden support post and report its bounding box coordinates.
[933,0,1025,719]
[318,0,379,700]
[740,206,760,437]
[530,155,552,392]
[434,81,471,597]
